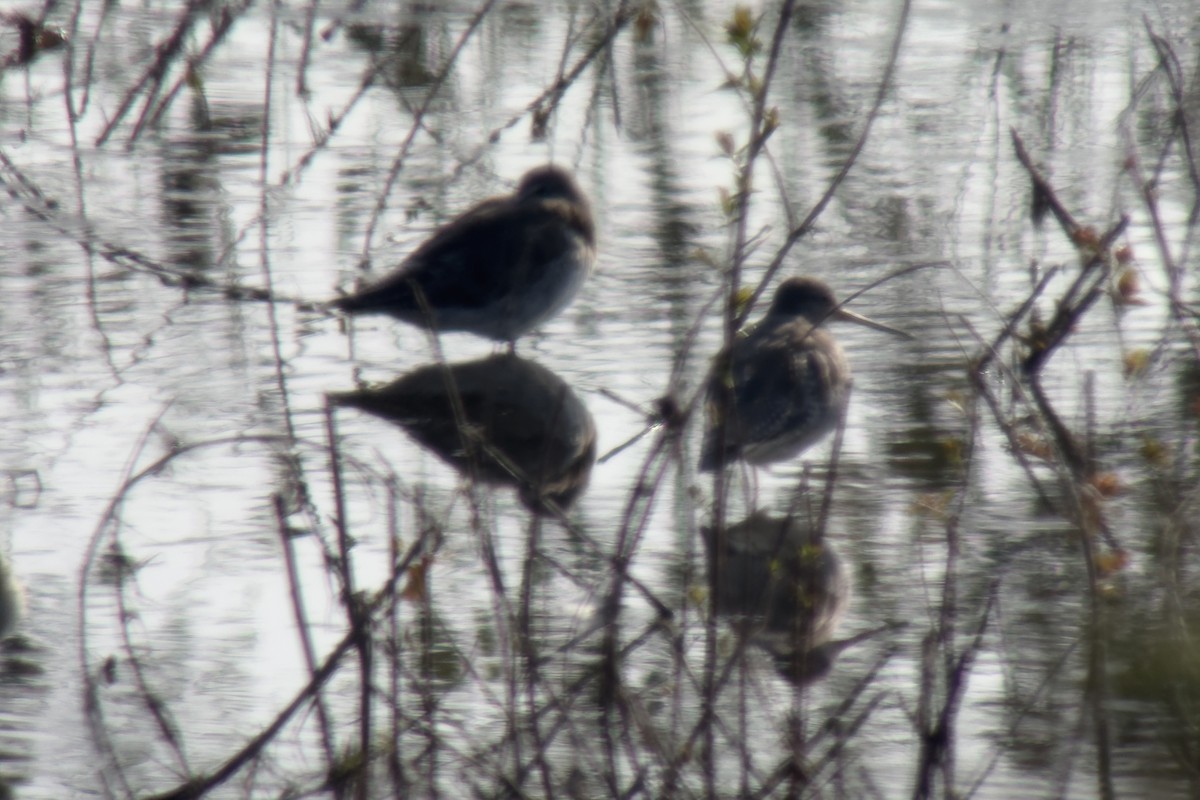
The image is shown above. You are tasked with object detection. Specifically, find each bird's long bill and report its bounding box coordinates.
[833,307,913,339]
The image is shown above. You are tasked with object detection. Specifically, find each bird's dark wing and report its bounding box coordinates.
[729,340,812,440]
[337,197,584,314]
[334,197,508,313]
[700,325,835,468]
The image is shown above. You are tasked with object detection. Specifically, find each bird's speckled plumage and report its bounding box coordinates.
[699,277,909,471]
[334,165,595,342]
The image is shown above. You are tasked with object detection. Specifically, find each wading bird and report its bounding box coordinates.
[699,277,910,472]
[334,165,595,344]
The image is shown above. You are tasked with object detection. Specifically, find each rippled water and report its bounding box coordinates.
[0,1,1198,797]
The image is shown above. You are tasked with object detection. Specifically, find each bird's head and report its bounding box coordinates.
[769,276,912,339]
[768,277,839,320]
[516,165,588,206]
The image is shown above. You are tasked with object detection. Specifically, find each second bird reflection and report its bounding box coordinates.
[705,512,855,685]
[331,354,596,513]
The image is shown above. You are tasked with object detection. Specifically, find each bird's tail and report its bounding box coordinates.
[332,276,417,315]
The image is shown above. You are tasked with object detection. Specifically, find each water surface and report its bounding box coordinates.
[0,1,1197,797]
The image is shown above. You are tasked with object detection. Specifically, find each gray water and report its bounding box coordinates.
[0,1,1198,797]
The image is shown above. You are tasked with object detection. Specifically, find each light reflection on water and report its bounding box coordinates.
[0,0,1196,797]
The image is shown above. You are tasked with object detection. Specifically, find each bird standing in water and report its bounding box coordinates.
[699,276,910,472]
[333,165,595,344]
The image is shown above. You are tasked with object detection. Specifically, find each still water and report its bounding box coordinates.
[0,1,1197,797]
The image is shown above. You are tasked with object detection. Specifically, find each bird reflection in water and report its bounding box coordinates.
[331,354,596,513]
[705,511,883,685]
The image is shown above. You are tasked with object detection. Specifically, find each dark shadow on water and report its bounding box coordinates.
[330,353,597,513]
[704,511,891,685]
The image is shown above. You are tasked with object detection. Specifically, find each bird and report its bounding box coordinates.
[699,276,910,472]
[330,353,597,513]
[704,512,850,685]
[333,165,596,343]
